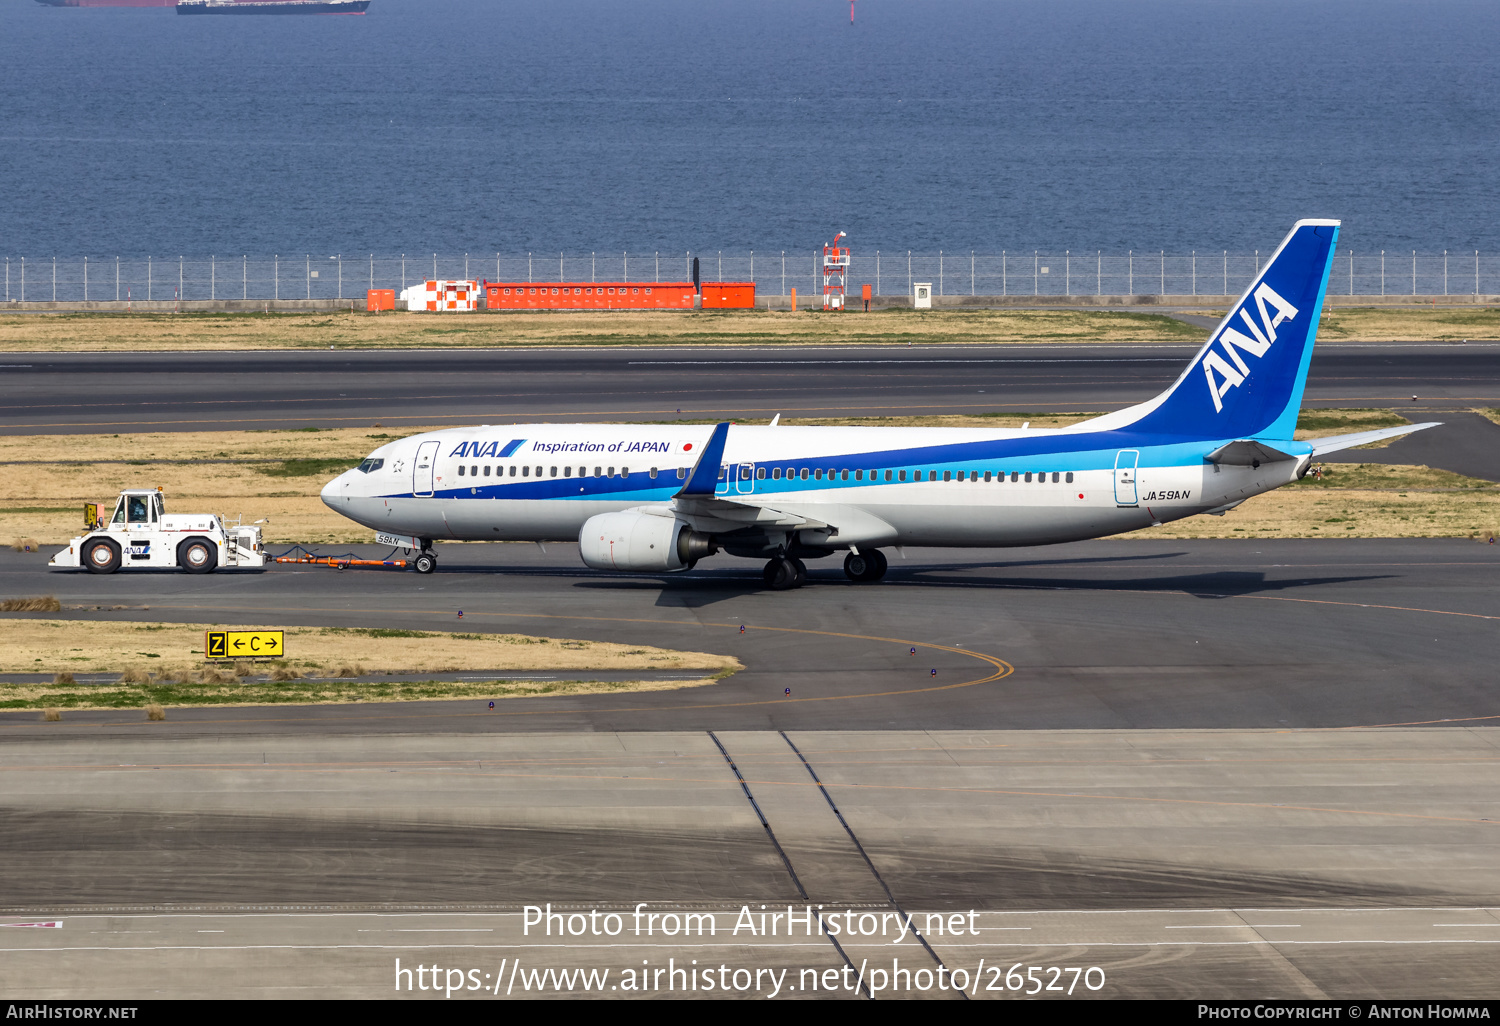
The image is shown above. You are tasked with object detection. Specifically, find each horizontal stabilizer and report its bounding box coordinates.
[1206,439,1298,466]
[1309,422,1440,456]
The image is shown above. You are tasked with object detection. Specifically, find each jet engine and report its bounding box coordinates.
[578,511,715,572]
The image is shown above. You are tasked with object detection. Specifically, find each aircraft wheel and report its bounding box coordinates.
[844,549,887,582]
[789,557,807,587]
[766,558,800,591]
[178,537,217,574]
[762,559,780,585]
[414,552,438,575]
[84,538,120,575]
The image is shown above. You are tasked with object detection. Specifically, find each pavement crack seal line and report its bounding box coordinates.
[778,729,966,1001]
[707,730,872,1000]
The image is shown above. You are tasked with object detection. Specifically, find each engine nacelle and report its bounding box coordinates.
[579,511,715,572]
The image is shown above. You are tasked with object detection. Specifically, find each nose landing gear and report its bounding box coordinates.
[413,551,438,574]
[843,548,888,582]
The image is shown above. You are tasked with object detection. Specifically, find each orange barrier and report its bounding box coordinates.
[701,282,756,308]
[484,281,756,310]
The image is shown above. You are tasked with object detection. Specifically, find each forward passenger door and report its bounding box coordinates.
[413,441,440,497]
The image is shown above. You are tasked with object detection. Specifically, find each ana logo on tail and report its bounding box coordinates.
[1202,283,1300,412]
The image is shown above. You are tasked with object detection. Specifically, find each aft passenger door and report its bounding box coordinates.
[413,441,440,497]
[1114,450,1140,507]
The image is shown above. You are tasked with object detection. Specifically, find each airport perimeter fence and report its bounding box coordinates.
[5,249,1500,304]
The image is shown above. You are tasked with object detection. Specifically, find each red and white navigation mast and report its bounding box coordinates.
[822,231,850,310]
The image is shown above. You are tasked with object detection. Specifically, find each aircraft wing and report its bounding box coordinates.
[1307,422,1441,456]
[667,495,828,532]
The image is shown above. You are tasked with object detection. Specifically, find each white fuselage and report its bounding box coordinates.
[321,423,1302,551]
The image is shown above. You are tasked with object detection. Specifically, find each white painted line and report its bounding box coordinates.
[629,359,1181,366]
[392,929,494,933]
[6,939,1500,955]
[1164,924,1301,929]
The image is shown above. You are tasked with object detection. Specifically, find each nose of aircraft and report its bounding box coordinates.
[320,472,346,511]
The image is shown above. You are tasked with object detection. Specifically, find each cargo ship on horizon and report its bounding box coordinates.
[177,0,369,11]
[36,0,370,8]
[35,1,176,8]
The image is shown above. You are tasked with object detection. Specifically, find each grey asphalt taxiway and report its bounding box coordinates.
[4,537,1499,736]
[4,342,1500,999]
[3,540,1499,998]
[6,341,1500,479]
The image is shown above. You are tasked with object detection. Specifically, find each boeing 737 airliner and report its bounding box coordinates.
[321,220,1436,589]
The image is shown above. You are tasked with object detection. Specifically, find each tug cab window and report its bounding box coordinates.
[126,495,152,525]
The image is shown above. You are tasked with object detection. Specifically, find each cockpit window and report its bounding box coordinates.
[357,458,385,474]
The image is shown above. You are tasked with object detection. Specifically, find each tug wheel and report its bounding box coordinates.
[178,537,217,574]
[84,538,120,575]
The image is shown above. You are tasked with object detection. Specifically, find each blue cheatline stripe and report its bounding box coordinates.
[497,439,527,458]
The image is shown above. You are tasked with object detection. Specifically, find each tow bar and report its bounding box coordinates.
[272,547,408,571]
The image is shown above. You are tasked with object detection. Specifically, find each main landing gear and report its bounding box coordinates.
[760,549,888,590]
[762,556,807,591]
[843,549,888,582]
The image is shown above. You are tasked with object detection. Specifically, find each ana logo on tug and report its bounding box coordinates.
[1202,283,1299,412]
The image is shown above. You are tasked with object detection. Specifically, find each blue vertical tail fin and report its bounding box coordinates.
[1085,219,1339,441]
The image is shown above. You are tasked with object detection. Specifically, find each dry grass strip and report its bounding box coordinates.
[0,619,739,710]
[2,307,1496,353]
[0,309,1205,352]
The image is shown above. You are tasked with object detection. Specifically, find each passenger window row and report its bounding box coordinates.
[454,465,671,480]
[762,467,1075,484]
[450,461,1072,486]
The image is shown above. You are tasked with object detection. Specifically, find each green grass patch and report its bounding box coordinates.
[1295,409,1409,432]
[256,457,360,478]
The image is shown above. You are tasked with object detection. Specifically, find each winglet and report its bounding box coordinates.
[675,422,731,497]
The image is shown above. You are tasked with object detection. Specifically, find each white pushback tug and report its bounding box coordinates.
[49,489,266,574]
